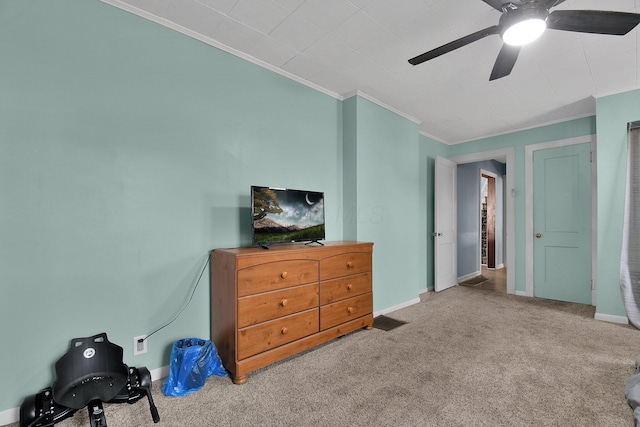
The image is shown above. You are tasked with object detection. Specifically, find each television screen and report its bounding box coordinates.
[251,186,325,246]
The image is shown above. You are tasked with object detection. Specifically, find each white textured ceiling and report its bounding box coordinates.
[101,0,640,144]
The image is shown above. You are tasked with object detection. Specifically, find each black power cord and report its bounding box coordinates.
[139,254,210,344]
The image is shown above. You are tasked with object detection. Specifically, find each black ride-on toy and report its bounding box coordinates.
[20,333,159,427]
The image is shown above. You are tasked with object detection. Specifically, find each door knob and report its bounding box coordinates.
[536,233,542,238]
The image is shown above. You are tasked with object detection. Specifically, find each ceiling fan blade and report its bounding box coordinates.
[489,44,520,81]
[547,10,640,35]
[409,25,500,66]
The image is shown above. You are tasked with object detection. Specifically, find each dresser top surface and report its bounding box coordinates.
[212,241,373,259]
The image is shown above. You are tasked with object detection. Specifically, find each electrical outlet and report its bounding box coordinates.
[133,335,147,356]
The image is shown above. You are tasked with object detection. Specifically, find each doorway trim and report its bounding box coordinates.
[524,134,596,302]
[451,148,515,295]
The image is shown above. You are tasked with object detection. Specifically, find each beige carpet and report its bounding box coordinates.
[15,285,640,426]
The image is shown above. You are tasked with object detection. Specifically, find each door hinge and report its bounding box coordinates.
[590,151,593,163]
[591,279,594,290]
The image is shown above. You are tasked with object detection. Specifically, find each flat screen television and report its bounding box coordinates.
[251,186,325,247]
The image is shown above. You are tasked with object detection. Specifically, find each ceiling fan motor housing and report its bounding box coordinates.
[500,3,549,45]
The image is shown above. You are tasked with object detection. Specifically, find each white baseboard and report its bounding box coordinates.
[0,407,19,426]
[151,365,170,381]
[503,293,625,325]
[0,366,171,426]
[373,297,421,317]
[594,313,629,324]
[457,271,481,283]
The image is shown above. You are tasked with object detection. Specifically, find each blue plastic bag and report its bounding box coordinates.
[161,338,227,396]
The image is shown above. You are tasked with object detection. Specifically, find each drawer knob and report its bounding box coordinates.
[281,271,288,279]
[346,283,353,291]
[347,306,354,314]
[280,298,289,307]
[281,327,288,335]
[346,262,353,268]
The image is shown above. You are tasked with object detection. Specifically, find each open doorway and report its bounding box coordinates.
[455,161,505,278]
[449,148,514,295]
[479,171,507,293]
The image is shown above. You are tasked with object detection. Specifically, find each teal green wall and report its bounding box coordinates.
[449,117,596,293]
[347,97,423,310]
[0,0,345,412]
[595,89,640,317]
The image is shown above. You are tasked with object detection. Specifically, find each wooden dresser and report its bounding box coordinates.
[210,241,373,384]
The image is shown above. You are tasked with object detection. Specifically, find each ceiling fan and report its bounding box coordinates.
[408,0,640,80]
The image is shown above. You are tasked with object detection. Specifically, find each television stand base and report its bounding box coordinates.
[258,240,324,250]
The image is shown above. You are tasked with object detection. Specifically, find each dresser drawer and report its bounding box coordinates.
[320,253,371,281]
[320,293,372,331]
[319,273,371,305]
[238,309,319,360]
[238,259,319,297]
[238,284,319,328]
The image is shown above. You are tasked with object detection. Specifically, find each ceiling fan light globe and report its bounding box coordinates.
[502,18,547,46]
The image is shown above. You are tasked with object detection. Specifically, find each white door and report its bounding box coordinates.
[435,156,457,292]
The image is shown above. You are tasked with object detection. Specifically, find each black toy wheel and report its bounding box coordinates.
[19,393,37,427]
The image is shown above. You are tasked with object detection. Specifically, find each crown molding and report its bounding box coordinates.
[594,85,640,99]
[418,130,449,145]
[342,90,421,125]
[453,112,596,145]
[99,0,342,101]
